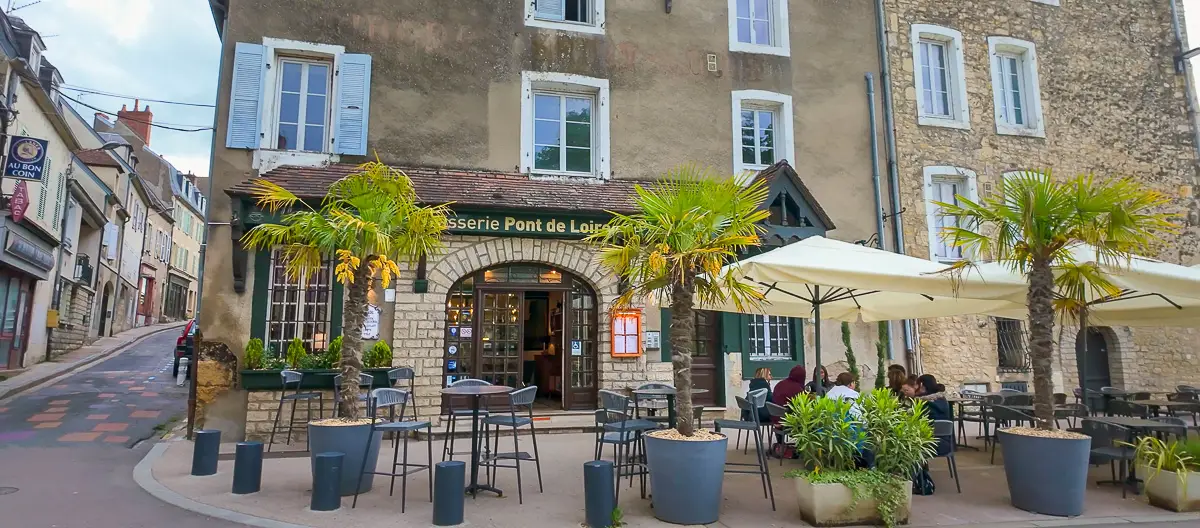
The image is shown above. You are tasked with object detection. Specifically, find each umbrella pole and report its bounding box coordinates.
[812,285,822,395]
[1077,306,1090,410]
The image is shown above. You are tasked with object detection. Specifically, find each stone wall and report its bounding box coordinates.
[49,281,95,354]
[884,0,1200,392]
[390,235,673,421]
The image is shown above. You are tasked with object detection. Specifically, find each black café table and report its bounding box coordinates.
[631,387,708,429]
[440,384,514,497]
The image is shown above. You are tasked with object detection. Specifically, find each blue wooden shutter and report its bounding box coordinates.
[333,54,372,155]
[535,0,564,20]
[225,42,265,149]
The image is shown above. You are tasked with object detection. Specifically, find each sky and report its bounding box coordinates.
[12,0,220,178]
[10,0,1200,182]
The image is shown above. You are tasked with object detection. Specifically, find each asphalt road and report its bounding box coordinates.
[0,329,243,528]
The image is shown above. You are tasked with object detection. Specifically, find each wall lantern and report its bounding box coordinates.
[611,309,643,357]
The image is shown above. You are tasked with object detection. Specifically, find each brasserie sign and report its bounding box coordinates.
[446,212,610,238]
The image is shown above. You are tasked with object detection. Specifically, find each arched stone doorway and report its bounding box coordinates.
[1076,327,1114,411]
[441,263,599,410]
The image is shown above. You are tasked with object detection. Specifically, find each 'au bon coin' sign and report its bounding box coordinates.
[4,136,49,182]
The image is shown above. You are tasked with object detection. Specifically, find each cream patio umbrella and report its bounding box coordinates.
[698,236,1029,390]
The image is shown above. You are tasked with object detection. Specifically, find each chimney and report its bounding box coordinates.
[116,99,153,145]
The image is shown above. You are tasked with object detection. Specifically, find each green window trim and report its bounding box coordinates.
[249,250,344,352]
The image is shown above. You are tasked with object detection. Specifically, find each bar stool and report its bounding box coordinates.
[352,388,433,512]
[599,389,657,504]
[480,386,543,504]
[267,370,323,452]
[632,382,671,426]
[442,378,491,461]
[333,373,374,417]
[713,389,774,510]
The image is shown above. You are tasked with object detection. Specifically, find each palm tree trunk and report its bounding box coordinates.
[1027,258,1057,430]
[670,272,697,436]
[338,262,371,420]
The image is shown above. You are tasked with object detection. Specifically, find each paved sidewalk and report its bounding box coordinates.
[0,320,187,402]
[141,431,1200,528]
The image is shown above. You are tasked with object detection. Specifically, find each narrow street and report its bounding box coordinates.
[0,329,242,528]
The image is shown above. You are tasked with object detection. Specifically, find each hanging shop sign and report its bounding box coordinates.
[611,309,643,358]
[5,231,54,271]
[4,136,49,181]
[9,181,29,223]
[445,212,610,239]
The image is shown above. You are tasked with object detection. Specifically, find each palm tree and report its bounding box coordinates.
[938,171,1174,429]
[587,164,769,436]
[242,160,450,420]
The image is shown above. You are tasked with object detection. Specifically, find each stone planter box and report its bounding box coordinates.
[1141,465,1200,512]
[793,477,911,527]
[240,368,393,390]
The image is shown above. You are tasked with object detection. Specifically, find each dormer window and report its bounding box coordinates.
[767,192,811,227]
[27,43,41,74]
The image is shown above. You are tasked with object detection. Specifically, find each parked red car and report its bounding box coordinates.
[173,319,196,378]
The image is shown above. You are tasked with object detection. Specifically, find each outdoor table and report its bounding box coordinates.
[945,397,985,451]
[630,387,708,429]
[440,384,514,498]
[1136,399,1197,413]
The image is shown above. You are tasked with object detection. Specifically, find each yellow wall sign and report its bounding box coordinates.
[446,212,609,239]
[46,309,58,328]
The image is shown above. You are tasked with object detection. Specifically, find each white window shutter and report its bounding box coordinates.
[333,54,372,156]
[536,0,565,20]
[225,42,266,149]
[103,223,118,260]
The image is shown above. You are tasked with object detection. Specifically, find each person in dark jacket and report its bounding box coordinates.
[887,364,908,397]
[915,374,953,457]
[743,367,773,423]
[771,365,808,412]
[806,365,834,395]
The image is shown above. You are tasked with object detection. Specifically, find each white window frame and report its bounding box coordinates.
[923,166,978,263]
[911,24,969,130]
[520,71,610,179]
[731,90,795,179]
[988,37,1045,138]
[257,38,345,159]
[524,0,606,36]
[727,0,791,57]
[747,315,793,361]
[272,58,333,153]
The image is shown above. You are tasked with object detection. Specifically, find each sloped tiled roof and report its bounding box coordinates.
[75,149,121,168]
[752,160,836,230]
[227,164,644,214]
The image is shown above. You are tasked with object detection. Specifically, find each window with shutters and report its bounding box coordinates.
[923,166,978,263]
[911,25,969,130]
[226,39,372,159]
[988,37,1044,137]
[526,0,605,35]
[727,0,790,56]
[521,72,610,178]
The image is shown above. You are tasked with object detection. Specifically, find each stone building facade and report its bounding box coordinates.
[884,0,1200,393]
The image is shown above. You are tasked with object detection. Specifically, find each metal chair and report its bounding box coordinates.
[989,405,1034,464]
[1109,399,1148,418]
[1053,393,1068,406]
[442,378,492,461]
[352,388,432,512]
[594,409,638,461]
[765,401,789,466]
[333,372,374,417]
[956,391,986,449]
[480,386,543,504]
[267,370,324,452]
[932,420,961,493]
[1167,392,1199,426]
[713,389,775,510]
[1176,384,1198,394]
[1150,416,1189,441]
[1082,419,1136,498]
[1057,403,1090,431]
[632,382,672,425]
[1131,392,1152,401]
[598,389,656,504]
[1003,393,1033,407]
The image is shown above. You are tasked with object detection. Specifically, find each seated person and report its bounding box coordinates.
[743,367,773,424]
[825,372,862,417]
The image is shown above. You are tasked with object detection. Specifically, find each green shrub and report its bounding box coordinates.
[285,338,307,369]
[875,322,888,390]
[363,340,392,369]
[781,394,864,473]
[857,388,938,477]
[842,322,858,383]
[1131,436,1200,490]
[244,338,265,370]
[262,354,286,370]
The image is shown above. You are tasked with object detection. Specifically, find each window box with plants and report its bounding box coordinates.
[1132,436,1200,512]
[240,160,449,496]
[782,388,937,527]
[239,337,396,390]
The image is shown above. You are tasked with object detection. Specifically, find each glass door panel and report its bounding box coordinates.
[479,291,522,389]
[565,280,597,410]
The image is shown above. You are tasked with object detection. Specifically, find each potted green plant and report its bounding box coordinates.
[939,172,1175,517]
[242,159,449,496]
[362,340,394,386]
[587,165,769,525]
[782,389,936,527]
[1131,436,1200,512]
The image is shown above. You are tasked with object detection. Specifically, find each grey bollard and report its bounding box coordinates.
[232,441,264,494]
[433,461,465,526]
[584,460,615,528]
[311,452,343,512]
[190,429,221,476]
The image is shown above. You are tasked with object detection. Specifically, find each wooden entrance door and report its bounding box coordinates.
[691,310,720,406]
[477,290,523,389]
[564,281,598,410]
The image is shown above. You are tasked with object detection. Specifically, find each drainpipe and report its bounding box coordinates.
[873,0,917,368]
[1169,0,1200,163]
[865,73,894,356]
[46,175,76,362]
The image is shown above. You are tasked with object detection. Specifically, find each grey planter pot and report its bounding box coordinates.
[308,421,383,496]
[644,432,728,525]
[999,429,1091,517]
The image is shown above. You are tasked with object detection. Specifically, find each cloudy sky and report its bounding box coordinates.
[12,1,1200,181]
[14,0,219,177]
